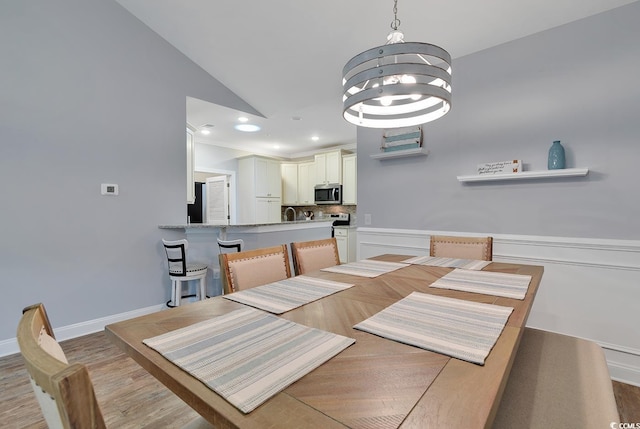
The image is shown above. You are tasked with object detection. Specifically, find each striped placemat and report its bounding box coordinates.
[222,275,355,314]
[430,268,531,300]
[402,255,491,271]
[143,307,355,413]
[320,259,409,277]
[354,292,513,365]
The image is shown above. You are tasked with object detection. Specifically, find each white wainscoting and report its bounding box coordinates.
[357,227,640,387]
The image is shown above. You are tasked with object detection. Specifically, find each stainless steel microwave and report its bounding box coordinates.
[314,184,342,205]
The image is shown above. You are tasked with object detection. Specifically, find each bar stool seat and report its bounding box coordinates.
[162,239,208,307]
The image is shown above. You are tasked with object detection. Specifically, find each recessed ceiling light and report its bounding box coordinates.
[200,129,211,135]
[311,136,319,141]
[238,116,249,122]
[274,144,280,149]
[234,124,261,132]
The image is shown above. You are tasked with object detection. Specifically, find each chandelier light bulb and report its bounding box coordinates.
[400,75,416,84]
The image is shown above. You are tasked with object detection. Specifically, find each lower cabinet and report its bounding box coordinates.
[255,198,281,224]
[334,226,356,263]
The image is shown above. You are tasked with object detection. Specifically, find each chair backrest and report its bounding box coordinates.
[290,237,340,276]
[162,239,188,276]
[17,303,106,429]
[429,235,493,261]
[220,244,291,293]
[217,237,244,254]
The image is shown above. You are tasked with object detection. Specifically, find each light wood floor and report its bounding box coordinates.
[1,331,639,428]
[0,331,202,428]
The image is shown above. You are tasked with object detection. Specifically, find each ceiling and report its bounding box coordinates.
[116,0,636,158]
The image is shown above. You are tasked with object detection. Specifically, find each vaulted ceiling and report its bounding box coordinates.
[116,0,637,157]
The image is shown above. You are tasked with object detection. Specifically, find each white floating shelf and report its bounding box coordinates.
[457,168,589,182]
[370,147,429,160]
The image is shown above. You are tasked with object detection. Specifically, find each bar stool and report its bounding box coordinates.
[217,237,244,253]
[162,239,208,307]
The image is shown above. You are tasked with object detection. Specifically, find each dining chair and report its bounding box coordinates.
[290,237,340,276]
[162,239,208,307]
[493,328,619,428]
[17,303,214,429]
[429,235,493,261]
[220,244,291,294]
[216,237,243,294]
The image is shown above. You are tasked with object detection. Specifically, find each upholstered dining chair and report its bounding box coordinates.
[429,235,493,261]
[162,239,208,307]
[290,237,340,276]
[220,244,291,294]
[17,303,214,429]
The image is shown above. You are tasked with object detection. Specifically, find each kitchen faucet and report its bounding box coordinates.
[284,206,296,222]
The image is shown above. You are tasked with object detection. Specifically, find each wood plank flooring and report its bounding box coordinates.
[0,331,202,428]
[1,331,639,428]
[614,380,640,423]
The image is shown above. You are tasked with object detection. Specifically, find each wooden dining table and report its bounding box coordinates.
[105,255,543,429]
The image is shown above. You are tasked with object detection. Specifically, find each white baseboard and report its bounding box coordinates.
[357,227,640,386]
[1,303,165,358]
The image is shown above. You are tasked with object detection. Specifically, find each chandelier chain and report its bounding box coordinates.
[390,0,401,30]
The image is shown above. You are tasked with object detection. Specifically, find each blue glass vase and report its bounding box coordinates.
[548,140,565,170]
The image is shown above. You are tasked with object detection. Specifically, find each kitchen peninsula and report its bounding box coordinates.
[159,219,333,296]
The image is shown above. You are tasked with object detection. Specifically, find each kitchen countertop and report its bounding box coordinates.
[159,219,333,229]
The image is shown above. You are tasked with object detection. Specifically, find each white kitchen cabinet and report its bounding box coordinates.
[186,126,195,204]
[281,161,315,206]
[342,154,357,205]
[253,157,281,197]
[281,163,298,205]
[238,156,282,223]
[298,161,315,205]
[334,226,356,263]
[255,198,281,224]
[315,150,345,185]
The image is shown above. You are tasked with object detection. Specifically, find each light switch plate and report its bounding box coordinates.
[364,214,372,225]
[101,183,119,196]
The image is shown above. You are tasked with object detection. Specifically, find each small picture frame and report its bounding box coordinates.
[477,160,522,175]
[381,126,422,153]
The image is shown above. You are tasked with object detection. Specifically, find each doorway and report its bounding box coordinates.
[194,169,237,224]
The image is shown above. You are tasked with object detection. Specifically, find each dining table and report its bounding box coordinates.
[105,254,543,429]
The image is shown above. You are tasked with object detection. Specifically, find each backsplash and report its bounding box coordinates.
[281,205,357,225]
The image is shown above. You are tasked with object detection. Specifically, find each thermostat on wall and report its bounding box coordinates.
[101,183,119,196]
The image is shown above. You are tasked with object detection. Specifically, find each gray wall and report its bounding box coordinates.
[0,1,257,341]
[357,2,640,240]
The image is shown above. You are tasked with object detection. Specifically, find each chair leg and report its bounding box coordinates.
[198,277,206,301]
[170,280,177,307]
[175,280,181,307]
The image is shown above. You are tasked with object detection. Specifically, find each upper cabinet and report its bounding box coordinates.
[281,161,316,206]
[253,157,281,197]
[315,150,344,185]
[281,163,298,205]
[298,161,315,205]
[186,126,195,204]
[342,154,357,205]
